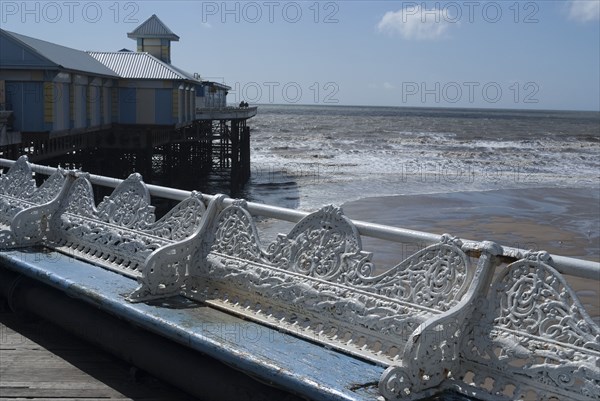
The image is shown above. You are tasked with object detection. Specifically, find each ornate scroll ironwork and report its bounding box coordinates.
[1,156,37,229]
[0,155,71,249]
[0,156,36,198]
[455,251,600,401]
[185,201,474,365]
[128,194,226,302]
[379,241,504,400]
[49,173,210,281]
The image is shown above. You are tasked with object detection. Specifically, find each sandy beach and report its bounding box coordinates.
[342,187,600,322]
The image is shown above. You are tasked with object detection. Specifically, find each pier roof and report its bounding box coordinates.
[127,14,180,41]
[88,51,197,81]
[1,30,118,77]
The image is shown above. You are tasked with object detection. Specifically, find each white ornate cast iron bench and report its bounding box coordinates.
[453,251,600,401]
[127,197,599,400]
[0,155,73,249]
[46,172,220,283]
[129,200,488,369]
[0,157,598,401]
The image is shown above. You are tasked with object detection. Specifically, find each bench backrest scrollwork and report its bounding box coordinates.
[0,155,72,248]
[184,201,476,365]
[49,173,209,281]
[454,251,600,401]
[0,155,37,205]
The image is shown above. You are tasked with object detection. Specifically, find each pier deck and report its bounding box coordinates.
[196,106,258,120]
[0,311,196,401]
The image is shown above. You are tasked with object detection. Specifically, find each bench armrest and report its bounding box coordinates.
[128,194,226,302]
[10,171,77,247]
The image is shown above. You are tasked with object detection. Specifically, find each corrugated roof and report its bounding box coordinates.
[88,51,195,80]
[3,30,118,77]
[127,14,179,40]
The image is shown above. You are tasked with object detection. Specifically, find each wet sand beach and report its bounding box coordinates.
[342,187,600,322]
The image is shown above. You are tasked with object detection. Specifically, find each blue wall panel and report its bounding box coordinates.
[5,81,45,132]
[119,87,136,124]
[155,89,173,125]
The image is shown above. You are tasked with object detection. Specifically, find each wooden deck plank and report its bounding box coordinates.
[0,310,198,401]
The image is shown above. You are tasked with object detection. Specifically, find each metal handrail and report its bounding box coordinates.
[197,106,257,111]
[1,157,598,279]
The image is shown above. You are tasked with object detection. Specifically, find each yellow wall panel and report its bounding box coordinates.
[43,82,53,123]
[172,88,178,118]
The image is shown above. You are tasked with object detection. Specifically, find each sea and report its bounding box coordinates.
[241,105,600,211]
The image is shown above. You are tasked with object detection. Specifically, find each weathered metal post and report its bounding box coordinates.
[230,120,240,193]
[241,124,251,184]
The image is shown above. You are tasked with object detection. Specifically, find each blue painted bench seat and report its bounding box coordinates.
[0,248,386,401]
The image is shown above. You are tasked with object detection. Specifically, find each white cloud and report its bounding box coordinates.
[377,5,452,40]
[568,0,600,22]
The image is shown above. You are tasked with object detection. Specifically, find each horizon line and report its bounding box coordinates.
[245,103,600,114]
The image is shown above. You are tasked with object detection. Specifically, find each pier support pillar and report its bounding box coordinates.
[241,125,251,184]
[230,120,240,193]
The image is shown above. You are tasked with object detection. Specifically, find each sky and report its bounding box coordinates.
[1,0,599,111]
